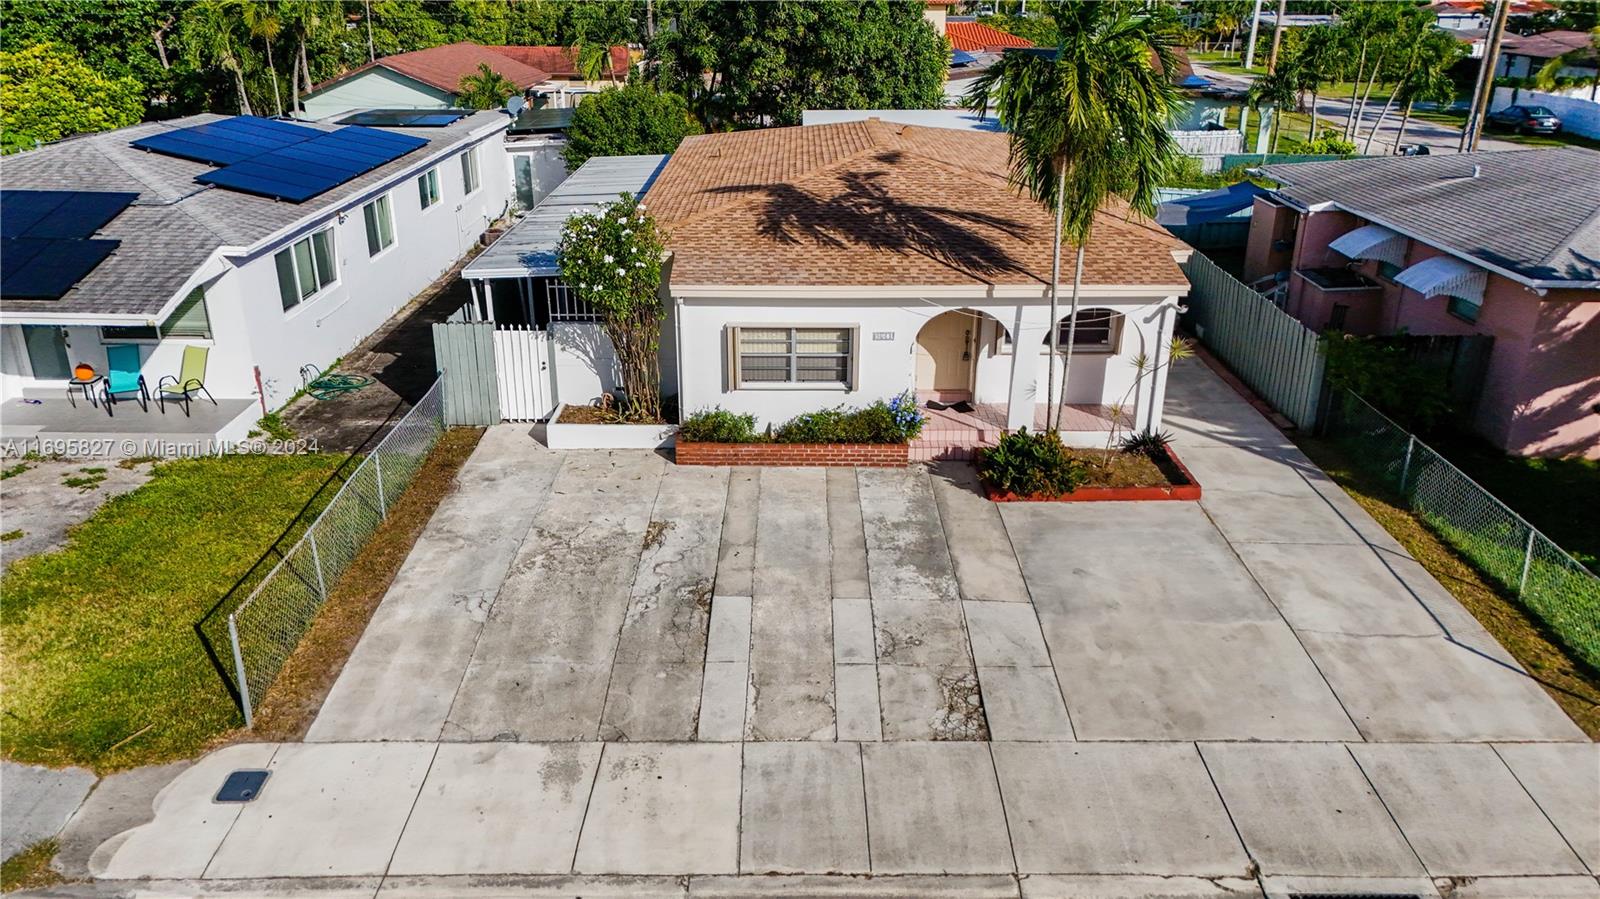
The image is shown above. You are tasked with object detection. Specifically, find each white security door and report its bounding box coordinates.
[493,325,554,421]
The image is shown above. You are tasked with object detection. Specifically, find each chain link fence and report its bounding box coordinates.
[201,380,446,725]
[1324,389,1600,671]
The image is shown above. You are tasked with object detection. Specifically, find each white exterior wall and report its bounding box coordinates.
[302,69,455,121]
[673,293,1181,431]
[233,133,512,408]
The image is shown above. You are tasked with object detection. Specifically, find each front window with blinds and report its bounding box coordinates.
[99,287,211,341]
[417,168,440,209]
[274,228,337,311]
[363,194,395,256]
[1050,308,1122,353]
[460,147,480,194]
[733,326,853,387]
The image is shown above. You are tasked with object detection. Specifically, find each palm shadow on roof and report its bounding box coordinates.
[700,151,1042,284]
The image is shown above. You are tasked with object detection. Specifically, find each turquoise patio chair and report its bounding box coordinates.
[158,345,217,416]
[101,344,149,414]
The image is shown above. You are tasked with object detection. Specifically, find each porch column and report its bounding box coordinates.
[1141,299,1180,433]
[1004,306,1049,431]
[482,280,496,323]
[468,280,483,322]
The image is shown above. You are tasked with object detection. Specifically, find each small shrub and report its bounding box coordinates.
[978,429,1089,498]
[1299,130,1357,156]
[774,393,925,444]
[1119,428,1175,457]
[679,407,761,443]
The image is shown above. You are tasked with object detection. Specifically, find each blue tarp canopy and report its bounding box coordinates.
[951,49,980,66]
[1156,181,1269,227]
[1178,74,1213,89]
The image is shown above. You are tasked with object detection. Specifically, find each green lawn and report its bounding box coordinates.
[1,453,344,771]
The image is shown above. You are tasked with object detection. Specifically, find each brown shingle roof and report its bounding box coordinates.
[490,45,630,79]
[651,121,1188,289]
[316,42,550,94]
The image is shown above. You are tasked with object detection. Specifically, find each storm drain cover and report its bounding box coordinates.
[214,769,270,803]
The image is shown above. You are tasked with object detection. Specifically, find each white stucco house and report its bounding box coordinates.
[1,111,513,445]
[464,120,1192,458]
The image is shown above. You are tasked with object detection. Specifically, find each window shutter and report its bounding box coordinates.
[161,287,211,339]
[725,326,739,392]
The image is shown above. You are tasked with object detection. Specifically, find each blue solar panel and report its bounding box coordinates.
[196,126,428,202]
[1,237,120,299]
[336,109,470,127]
[1,191,137,239]
[133,116,431,203]
[131,116,323,165]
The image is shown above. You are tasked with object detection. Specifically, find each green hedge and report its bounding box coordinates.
[680,393,925,445]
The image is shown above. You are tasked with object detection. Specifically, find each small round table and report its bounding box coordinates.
[67,374,103,409]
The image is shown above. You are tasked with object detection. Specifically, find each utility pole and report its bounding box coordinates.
[1267,0,1288,73]
[1459,0,1504,151]
[364,0,375,62]
[1244,0,1265,69]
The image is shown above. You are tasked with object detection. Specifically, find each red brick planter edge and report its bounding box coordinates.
[675,441,909,468]
[981,445,1203,502]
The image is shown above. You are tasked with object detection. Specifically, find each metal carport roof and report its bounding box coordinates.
[463,153,668,280]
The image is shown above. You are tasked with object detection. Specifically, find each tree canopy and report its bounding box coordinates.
[563,82,703,171]
[649,0,948,129]
[1,43,145,153]
[457,62,518,109]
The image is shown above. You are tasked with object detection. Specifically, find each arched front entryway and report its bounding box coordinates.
[914,310,972,401]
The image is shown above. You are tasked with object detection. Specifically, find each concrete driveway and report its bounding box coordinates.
[75,359,1598,897]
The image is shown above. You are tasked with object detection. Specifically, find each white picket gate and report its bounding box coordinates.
[492,324,554,421]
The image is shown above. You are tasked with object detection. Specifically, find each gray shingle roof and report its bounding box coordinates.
[1261,148,1600,286]
[1,111,508,321]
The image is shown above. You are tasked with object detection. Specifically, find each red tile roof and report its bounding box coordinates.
[649,120,1187,290]
[351,42,550,94]
[490,45,630,79]
[947,21,1035,53]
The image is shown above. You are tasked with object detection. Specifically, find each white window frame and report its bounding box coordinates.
[726,324,858,391]
[1050,308,1123,354]
[363,192,396,257]
[460,146,480,196]
[274,227,338,312]
[417,167,441,210]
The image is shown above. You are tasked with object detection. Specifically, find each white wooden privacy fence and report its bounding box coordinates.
[433,320,561,426]
[1180,253,1326,429]
[493,324,553,421]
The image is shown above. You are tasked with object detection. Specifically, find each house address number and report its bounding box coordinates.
[872,331,895,341]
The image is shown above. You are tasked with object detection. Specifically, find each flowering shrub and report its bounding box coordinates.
[557,194,667,421]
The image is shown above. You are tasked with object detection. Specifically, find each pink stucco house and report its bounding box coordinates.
[1242,148,1600,459]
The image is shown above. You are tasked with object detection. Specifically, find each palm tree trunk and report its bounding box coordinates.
[1362,91,1399,153]
[1344,44,1368,140]
[1307,86,1319,137]
[300,40,312,95]
[1056,243,1087,432]
[265,41,283,116]
[1394,100,1414,149]
[232,66,254,116]
[1351,52,1386,141]
[291,43,303,114]
[1045,163,1065,428]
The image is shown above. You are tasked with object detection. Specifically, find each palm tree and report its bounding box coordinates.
[1245,61,1299,152]
[1364,28,1462,154]
[1392,56,1458,150]
[182,0,253,116]
[242,1,284,117]
[458,63,518,109]
[963,1,1181,430]
[1535,27,1600,101]
[1294,25,1343,139]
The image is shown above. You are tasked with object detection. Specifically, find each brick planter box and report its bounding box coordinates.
[675,441,909,467]
[982,446,1202,502]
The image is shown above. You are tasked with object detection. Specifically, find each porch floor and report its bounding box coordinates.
[910,402,1125,462]
[2,388,258,457]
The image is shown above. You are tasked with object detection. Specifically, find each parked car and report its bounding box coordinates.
[1486,105,1562,135]
[1397,144,1431,156]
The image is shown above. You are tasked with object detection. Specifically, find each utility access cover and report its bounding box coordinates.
[214,769,270,803]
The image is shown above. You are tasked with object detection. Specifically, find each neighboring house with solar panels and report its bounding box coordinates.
[0,111,513,437]
[1242,148,1600,459]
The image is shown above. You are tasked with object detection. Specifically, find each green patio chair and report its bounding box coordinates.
[101,344,149,414]
[157,345,217,417]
